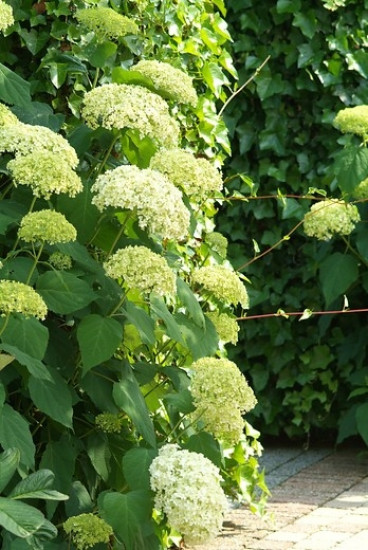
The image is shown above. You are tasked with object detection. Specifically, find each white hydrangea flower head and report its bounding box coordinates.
[206,311,239,344]
[334,105,368,137]
[189,357,257,442]
[132,60,198,107]
[193,265,249,308]
[149,444,227,546]
[303,199,360,240]
[0,279,47,319]
[149,148,223,198]
[81,84,180,148]
[75,7,139,40]
[91,165,190,240]
[8,151,82,199]
[0,1,14,32]
[0,103,18,127]
[0,123,79,168]
[353,177,368,199]
[63,514,113,550]
[18,210,77,245]
[104,246,176,296]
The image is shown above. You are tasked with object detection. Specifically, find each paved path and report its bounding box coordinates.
[191,447,368,550]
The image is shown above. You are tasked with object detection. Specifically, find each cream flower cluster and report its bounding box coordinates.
[0,279,47,319]
[193,265,249,308]
[104,246,176,296]
[334,105,368,137]
[0,103,18,127]
[303,199,360,240]
[353,177,368,199]
[95,412,124,434]
[63,514,113,550]
[91,165,190,240]
[75,7,139,40]
[18,210,77,245]
[149,444,227,546]
[8,151,82,198]
[205,232,228,258]
[150,148,223,198]
[206,311,239,344]
[0,1,14,32]
[49,251,72,271]
[81,84,179,148]
[0,123,79,168]
[189,357,257,442]
[132,60,198,107]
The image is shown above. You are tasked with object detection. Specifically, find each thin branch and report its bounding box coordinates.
[218,55,271,117]
[237,308,368,321]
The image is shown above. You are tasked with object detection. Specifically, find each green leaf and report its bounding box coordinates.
[292,11,317,39]
[0,449,20,493]
[123,301,155,346]
[356,402,368,446]
[113,362,156,448]
[164,389,195,414]
[36,271,96,314]
[0,63,31,107]
[84,41,117,68]
[319,253,359,306]
[17,29,49,55]
[150,294,185,345]
[184,433,222,467]
[98,490,152,550]
[86,432,111,482]
[28,367,73,428]
[9,470,68,501]
[11,102,64,132]
[174,313,218,360]
[0,257,38,284]
[176,278,205,328]
[202,61,230,97]
[0,497,45,538]
[65,481,93,517]
[77,314,122,372]
[80,370,118,413]
[256,73,285,101]
[0,405,35,472]
[122,448,157,491]
[0,344,52,381]
[334,146,368,194]
[1,316,49,360]
[276,0,301,13]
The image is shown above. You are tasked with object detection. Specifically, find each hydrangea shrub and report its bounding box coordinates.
[0,0,268,548]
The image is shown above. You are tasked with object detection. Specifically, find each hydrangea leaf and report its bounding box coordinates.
[28,367,73,428]
[184,433,222,468]
[77,314,122,372]
[0,404,35,472]
[319,252,358,306]
[9,470,68,501]
[334,146,368,194]
[356,402,368,446]
[0,63,31,107]
[36,271,96,314]
[122,448,157,491]
[1,316,49,360]
[0,449,20,493]
[0,497,45,538]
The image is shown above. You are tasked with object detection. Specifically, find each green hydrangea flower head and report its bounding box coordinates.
[81,83,179,148]
[0,123,79,168]
[18,210,77,245]
[104,246,176,296]
[91,165,190,240]
[75,7,139,40]
[303,199,360,240]
[95,412,124,434]
[149,148,223,197]
[132,60,198,107]
[49,252,72,270]
[205,232,228,258]
[206,311,239,344]
[0,1,14,32]
[193,264,249,308]
[63,514,113,550]
[334,105,368,138]
[149,444,227,545]
[189,357,257,442]
[8,151,82,199]
[353,177,368,199]
[0,280,47,319]
[0,103,18,127]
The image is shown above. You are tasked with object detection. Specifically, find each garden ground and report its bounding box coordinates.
[189,445,368,550]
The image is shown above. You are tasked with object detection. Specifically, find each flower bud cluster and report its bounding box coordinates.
[132,60,198,107]
[95,412,124,434]
[150,148,223,198]
[63,514,113,550]
[49,252,72,271]
[81,83,180,148]
[149,444,227,545]
[303,199,360,240]
[104,246,176,296]
[91,165,190,240]
[189,357,257,442]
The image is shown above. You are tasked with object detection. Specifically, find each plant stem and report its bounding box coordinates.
[95,133,120,178]
[26,243,44,285]
[92,67,100,89]
[237,308,368,321]
[108,293,127,317]
[0,313,10,338]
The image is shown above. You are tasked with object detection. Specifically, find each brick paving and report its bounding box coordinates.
[189,447,368,550]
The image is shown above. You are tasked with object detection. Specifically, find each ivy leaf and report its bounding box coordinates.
[333,146,368,194]
[77,314,122,373]
[0,63,31,106]
[202,61,230,97]
[319,253,358,306]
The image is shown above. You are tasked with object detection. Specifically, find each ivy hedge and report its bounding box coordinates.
[220,0,368,445]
